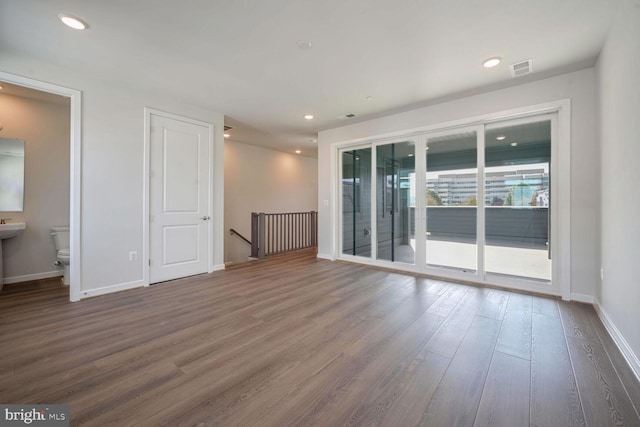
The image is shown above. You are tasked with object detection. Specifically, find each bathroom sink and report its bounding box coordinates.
[0,222,25,288]
[0,222,26,239]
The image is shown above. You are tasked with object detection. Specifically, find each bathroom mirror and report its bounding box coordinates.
[0,137,25,212]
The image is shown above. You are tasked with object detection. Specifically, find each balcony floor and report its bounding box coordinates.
[393,239,552,281]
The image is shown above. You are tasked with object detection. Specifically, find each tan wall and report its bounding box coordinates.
[224,141,318,264]
[0,92,70,282]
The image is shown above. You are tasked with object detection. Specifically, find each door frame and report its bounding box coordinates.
[0,71,82,302]
[333,99,572,300]
[481,113,558,288]
[143,107,215,286]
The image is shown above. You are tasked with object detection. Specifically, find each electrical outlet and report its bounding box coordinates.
[129,251,138,262]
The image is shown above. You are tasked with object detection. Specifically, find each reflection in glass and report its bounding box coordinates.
[485,121,551,281]
[426,132,477,272]
[0,138,25,212]
[376,141,415,264]
[342,148,372,257]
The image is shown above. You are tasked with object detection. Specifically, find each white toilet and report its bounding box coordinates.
[51,226,70,286]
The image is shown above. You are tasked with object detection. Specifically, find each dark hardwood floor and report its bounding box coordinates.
[1,249,639,426]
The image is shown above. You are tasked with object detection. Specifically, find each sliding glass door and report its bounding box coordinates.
[376,141,415,264]
[338,112,557,289]
[484,119,551,281]
[425,130,478,272]
[341,148,372,257]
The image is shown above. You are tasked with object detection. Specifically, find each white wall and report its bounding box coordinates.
[596,0,640,373]
[224,141,318,264]
[0,93,70,283]
[0,54,225,298]
[318,68,598,298]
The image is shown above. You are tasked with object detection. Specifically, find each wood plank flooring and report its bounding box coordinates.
[1,249,639,426]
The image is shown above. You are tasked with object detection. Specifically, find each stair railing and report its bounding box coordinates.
[251,211,318,259]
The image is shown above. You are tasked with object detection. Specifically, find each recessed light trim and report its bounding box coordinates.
[496,135,506,140]
[510,142,518,147]
[295,150,301,154]
[308,139,317,143]
[483,57,502,68]
[304,114,314,120]
[58,13,88,30]
[223,133,230,138]
[296,40,313,50]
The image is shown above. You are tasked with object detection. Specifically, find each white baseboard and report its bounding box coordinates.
[316,253,335,261]
[570,292,594,304]
[80,279,145,299]
[593,298,640,383]
[210,263,225,272]
[3,270,63,285]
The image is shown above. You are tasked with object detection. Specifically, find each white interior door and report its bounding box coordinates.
[149,113,210,284]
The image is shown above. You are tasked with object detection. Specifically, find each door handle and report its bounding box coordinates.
[201,216,210,220]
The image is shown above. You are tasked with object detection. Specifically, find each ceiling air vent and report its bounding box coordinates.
[509,59,533,77]
[224,125,234,131]
[337,113,358,120]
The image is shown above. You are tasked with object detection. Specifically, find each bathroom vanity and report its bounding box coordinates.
[0,221,26,288]
[0,137,25,288]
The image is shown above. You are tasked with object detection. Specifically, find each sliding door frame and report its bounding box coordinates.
[482,113,558,293]
[421,124,484,279]
[333,99,571,300]
[371,136,419,266]
[338,144,375,263]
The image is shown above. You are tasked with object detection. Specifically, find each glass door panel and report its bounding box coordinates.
[376,141,415,264]
[341,148,372,257]
[484,120,551,281]
[425,131,478,272]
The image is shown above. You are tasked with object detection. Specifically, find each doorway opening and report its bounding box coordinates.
[0,71,82,301]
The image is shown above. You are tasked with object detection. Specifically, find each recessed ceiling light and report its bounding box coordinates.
[408,153,414,157]
[483,57,502,68]
[511,142,518,147]
[366,96,374,101]
[304,114,314,120]
[58,13,88,30]
[296,40,313,50]
[223,133,230,138]
[496,135,506,140]
[295,150,301,154]
[0,85,3,90]
[308,139,317,143]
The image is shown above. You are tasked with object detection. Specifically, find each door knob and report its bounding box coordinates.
[201,216,210,220]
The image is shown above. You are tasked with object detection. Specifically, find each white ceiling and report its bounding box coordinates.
[0,0,620,158]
